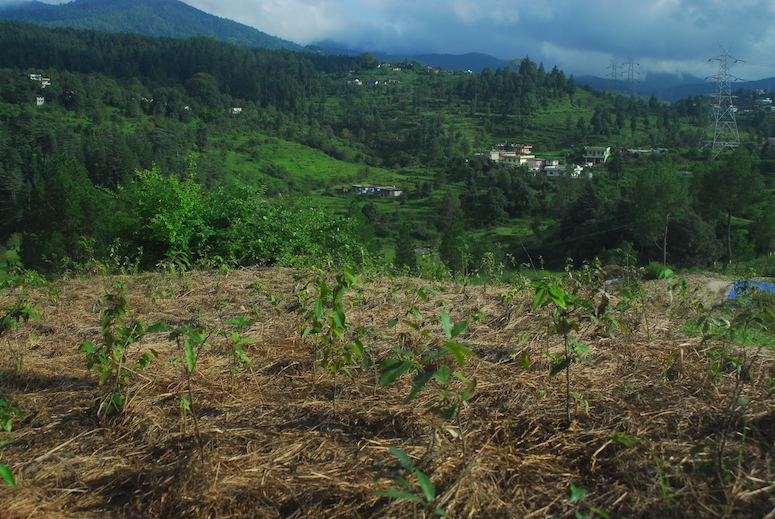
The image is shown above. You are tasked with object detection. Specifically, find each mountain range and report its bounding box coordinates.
[2,0,774,101]
[0,0,302,50]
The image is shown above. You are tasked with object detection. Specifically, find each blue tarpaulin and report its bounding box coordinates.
[726,281,775,299]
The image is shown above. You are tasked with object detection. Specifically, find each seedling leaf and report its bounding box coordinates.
[375,488,424,503]
[416,470,436,502]
[445,341,473,366]
[549,358,572,378]
[548,285,567,309]
[388,446,413,470]
[0,463,17,488]
[569,482,586,503]
[450,319,468,339]
[379,359,414,386]
[440,310,452,339]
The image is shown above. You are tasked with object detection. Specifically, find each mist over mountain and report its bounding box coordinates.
[0,0,302,50]
[3,0,774,102]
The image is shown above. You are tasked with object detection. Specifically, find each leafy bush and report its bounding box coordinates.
[642,261,667,280]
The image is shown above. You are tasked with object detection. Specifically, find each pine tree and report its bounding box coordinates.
[393,221,416,272]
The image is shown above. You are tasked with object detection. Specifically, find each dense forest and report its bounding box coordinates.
[1,19,775,279]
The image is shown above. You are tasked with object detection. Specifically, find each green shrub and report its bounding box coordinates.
[643,261,668,280]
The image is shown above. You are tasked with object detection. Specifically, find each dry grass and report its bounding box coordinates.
[0,267,773,518]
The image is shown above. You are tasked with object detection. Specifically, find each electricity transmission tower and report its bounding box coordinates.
[623,57,639,97]
[607,60,620,91]
[701,45,740,158]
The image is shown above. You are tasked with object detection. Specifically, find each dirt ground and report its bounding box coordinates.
[0,267,773,518]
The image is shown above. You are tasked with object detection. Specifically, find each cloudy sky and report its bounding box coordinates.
[22,0,775,80]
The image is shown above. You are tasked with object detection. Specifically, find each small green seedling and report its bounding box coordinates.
[300,267,372,413]
[1,303,41,372]
[158,324,208,458]
[380,310,476,455]
[218,315,255,376]
[374,446,451,518]
[0,399,22,488]
[532,276,593,424]
[79,290,163,416]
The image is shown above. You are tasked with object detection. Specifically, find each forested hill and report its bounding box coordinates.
[0,0,301,50]
[1,19,774,280]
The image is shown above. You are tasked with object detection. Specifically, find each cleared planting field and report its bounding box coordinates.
[0,268,773,518]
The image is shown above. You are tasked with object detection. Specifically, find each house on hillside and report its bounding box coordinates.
[230,107,242,114]
[544,162,586,178]
[495,143,533,155]
[26,73,51,88]
[476,149,536,168]
[352,184,403,197]
[583,146,611,166]
[36,96,45,106]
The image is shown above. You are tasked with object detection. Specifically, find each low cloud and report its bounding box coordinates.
[21,0,775,79]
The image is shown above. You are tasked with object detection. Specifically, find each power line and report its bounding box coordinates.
[607,60,620,91]
[623,57,640,97]
[701,44,741,158]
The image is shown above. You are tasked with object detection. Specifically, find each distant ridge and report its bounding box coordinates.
[0,0,302,50]
[577,73,775,101]
[387,52,511,73]
[313,41,511,73]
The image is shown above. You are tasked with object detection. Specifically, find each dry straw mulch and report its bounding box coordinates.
[0,267,773,518]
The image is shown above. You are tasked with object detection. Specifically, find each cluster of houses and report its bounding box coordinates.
[26,73,51,88]
[346,78,401,86]
[26,72,51,107]
[476,143,615,178]
[348,184,403,197]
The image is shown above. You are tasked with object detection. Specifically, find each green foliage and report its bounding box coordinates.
[2,18,775,277]
[300,268,372,411]
[643,261,668,280]
[439,221,468,275]
[373,446,451,518]
[0,303,39,335]
[0,302,40,372]
[666,210,722,268]
[157,323,208,457]
[695,278,775,472]
[217,314,255,376]
[532,269,600,423]
[394,221,417,272]
[631,161,689,265]
[0,5,301,54]
[19,155,109,274]
[0,399,20,488]
[698,148,765,268]
[117,163,212,267]
[0,306,27,487]
[78,285,163,416]
[380,309,476,454]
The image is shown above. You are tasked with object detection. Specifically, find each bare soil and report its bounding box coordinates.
[0,268,773,518]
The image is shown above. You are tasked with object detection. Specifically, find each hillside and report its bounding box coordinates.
[0,266,773,517]
[1,20,775,281]
[0,0,301,50]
